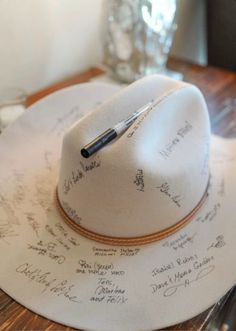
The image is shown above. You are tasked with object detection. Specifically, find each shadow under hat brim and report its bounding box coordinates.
[0,83,236,331]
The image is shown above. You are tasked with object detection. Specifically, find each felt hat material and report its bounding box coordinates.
[0,77,236,331]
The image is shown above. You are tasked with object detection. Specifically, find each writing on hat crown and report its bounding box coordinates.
[57,75,210,241]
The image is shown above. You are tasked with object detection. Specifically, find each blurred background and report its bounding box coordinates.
[0,0,209,93]
[0,0,236,131]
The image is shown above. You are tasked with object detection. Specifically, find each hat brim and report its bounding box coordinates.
[0,83,236,331]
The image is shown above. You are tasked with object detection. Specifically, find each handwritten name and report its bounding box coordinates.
[16,263,81,303]
[133,169,145,192]
[207,235,226,251]
[55,222,80,247]
[80,160,101,172]
[92,247,140,257]
[90,278,128,304]
[152,262,175,277]
[92,247,117,257]
[159,121,193,160]
[63,159,101,195]
[25,212,40,237]
[76,259,125,277]
[120,248,140,256]
[162,232,197,251]
[27,241,66,264]
[63,170,84,195]
[0,194,20,242]
[0,221,19,241]
[156,182,183,207]
[152,254,198,277]
[196,203,221,223]
[127,107,152,138]
[150,255,215,297]
[61,201,82,224]
[33,175,53,211]
[45,223,80,251]
[12,170,26,207]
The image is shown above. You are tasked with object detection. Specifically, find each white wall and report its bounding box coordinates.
[0,0,104,94]
[0,0,206,95]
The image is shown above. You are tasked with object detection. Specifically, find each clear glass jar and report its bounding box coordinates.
[104,0,178,83]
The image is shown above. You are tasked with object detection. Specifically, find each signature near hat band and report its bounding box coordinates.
[55,179,209,246]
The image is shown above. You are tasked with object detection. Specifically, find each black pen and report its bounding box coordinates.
[81,102,152,158]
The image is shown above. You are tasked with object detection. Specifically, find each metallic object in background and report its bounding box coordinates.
[204,286,236,331]
[103,0,182,83]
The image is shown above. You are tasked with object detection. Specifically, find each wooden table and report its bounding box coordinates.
[0,59,236,331]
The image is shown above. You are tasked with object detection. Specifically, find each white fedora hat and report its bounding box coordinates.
[0,75,236,331]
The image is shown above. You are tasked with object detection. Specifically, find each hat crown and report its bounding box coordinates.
[58,75,210,239]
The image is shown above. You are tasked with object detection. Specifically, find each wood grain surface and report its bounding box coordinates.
[1,58,236,330]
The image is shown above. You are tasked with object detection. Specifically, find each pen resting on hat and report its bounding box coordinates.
[57,75,210,243]
[1,73,236,331]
